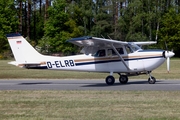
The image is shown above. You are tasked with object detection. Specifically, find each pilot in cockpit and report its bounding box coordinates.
[99,50,105,57]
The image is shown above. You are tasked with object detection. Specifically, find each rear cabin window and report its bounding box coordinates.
[108,48,124,56]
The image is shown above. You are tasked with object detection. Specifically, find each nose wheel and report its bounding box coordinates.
[148,76,156,84]
[147,72,156,84]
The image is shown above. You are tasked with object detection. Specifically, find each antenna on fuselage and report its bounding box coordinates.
[101,35,105,39]
[107,35,112,40]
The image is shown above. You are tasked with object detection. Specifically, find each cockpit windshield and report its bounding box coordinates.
[128,43,142,52]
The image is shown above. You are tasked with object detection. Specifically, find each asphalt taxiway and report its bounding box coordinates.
[0,79,180,91]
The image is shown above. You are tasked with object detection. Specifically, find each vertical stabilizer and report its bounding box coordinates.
[6,33,44,63]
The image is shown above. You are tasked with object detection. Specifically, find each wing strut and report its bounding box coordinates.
[111,44,132,71]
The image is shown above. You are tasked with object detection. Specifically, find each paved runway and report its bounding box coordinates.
[0,79,180,91]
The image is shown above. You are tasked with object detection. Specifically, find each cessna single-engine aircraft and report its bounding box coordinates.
[7,33,175,85]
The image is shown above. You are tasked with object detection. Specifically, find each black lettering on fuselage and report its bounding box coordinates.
[59,61,65,67]
[64,60,70,67]
[47,62,52,68]
[47,60,75,68]
[69,60,75,66]
[55,61,60,68]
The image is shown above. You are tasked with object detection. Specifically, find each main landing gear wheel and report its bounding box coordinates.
[119,75,128,84]
[105,76,115,85]
[148,76,156,84]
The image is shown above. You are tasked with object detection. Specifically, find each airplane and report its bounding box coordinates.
[6,33,175,85]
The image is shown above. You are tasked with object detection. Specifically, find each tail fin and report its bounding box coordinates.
[6,33,44,64]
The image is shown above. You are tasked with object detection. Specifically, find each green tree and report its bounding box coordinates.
[40,0,83,55]
[78,0,94,35]
[118,0,159,41]
[159,8,180,57]
[0,0,18,54]
[91,0,112,38]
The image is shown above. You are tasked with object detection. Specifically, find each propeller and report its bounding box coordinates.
[164,41,175,73]
[167,54,170,73]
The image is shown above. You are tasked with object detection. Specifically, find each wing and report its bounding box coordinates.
[67,36,156,47]
[67,36,129,55]
[67,36,128,47]
[67,36,156,55]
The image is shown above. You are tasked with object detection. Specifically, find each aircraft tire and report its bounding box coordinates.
[148,76,156,84]
[105,76,115,85]
[119,75,128,84]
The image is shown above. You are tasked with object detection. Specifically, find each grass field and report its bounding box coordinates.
[0,60,180,120]
[0,91,180,120]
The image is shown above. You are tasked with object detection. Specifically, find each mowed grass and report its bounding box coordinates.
[0,60,180,120]
[0,59,180,79]
[0,91,180,120]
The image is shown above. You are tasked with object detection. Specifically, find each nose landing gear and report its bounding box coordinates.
[147,71,156,84]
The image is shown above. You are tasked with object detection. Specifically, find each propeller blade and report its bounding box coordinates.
[163,40,175,73]
[164,51,174,73]
[167,57,170,73]
[165,40,168,50]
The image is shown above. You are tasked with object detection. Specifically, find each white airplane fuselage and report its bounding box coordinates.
[38,50,166,73]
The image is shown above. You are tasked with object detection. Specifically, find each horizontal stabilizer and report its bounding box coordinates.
[8,61,19,66]
[8,61,47,69]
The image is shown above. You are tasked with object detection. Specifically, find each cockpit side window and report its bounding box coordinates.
[94,49,106,57]
[108,48,124,56]
[117,48,124,54]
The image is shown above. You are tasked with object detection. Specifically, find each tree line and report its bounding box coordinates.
[1,0,180,58]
